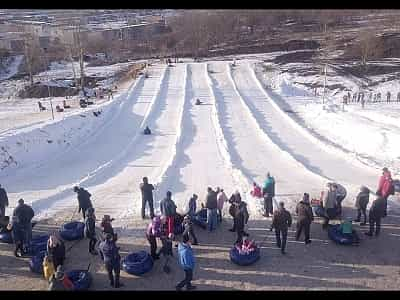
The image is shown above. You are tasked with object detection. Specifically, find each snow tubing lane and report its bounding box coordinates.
[328,224,357,245]
[122,251,153,276]
[312,206,326,218]
[59,221,85,241]
[29,250,47,274]
[230,246,260,266]
[66,270,92,290]
[0,231,13,243]
[192,209,207,230]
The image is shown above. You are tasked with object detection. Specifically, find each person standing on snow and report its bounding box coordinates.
[182,215,198,245]
[99,233,124,288]
[270,201,292,254]
[365,195,386,237]
[73,186,93,220]
[217,188,228,223]
[187,194,198,217]
[160,191,177,236]
[85,207,98,255]
[8,216,24,257]
[355,186,370,225]
[234,201,249,244]
[176,234,196,291]
[295,193,313,244]
[263,173,275,217]
[376,167,395,217]
[47,233,66,269]
[0,184,9,218]
[140,177,155,219]
[228,191,242,232]
[322,183,337,229]
[205,187,218,232]
[12,198,34,252]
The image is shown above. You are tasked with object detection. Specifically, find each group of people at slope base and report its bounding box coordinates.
[0,165,397,290]
[249,167,397,252]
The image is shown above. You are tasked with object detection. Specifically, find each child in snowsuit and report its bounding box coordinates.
[85,207,98,255]
[182,215,198,245]
[101,215,115,239]
[250,182,262,198]
[43,255,55,281]
[146,216,162,260]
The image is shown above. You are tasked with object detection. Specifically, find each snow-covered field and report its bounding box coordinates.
[1,56,399,223]
[1,54,400,290]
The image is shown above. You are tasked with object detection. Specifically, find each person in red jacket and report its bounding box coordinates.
[376,167,394,217]
[250,182,262,198]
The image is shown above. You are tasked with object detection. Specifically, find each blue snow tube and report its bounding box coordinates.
[0,230,13,244]
[29,250,47,274]
[27,234,49,255]
[59,221,85,241]
[230,246,260,266]
[328,224,357,245]
[192,209,207,230]
[66,270,92,290]
[122,251,153,276]
[312,206,326,218]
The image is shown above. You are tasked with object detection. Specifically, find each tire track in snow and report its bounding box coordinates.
[31,66,170,217]
[208,61,325,215]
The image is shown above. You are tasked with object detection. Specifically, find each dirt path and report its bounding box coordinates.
[1,205,400,290]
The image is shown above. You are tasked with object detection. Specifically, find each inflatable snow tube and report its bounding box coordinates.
[66,270,92,290]
[230,246,260,266]
[328,224,357,245]
[312,206,326,218]
[59,221,85,241]
[0,230,13,244]
[192,209,207,230]
[27,234,49,255]
[122,251,153,276]
[29,250,47,274]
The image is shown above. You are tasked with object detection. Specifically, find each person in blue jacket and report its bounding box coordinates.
[176,234,196,291]
[263,173,275,217]
[99,233,124,288]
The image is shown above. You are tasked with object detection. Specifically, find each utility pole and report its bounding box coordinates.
[322,64,327,105]
[43,47,54,120]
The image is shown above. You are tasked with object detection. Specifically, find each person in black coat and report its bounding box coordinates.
[182,215,198,245]
[47,234,66,269]
[0,184,9,218]
[140,177,155,219]
[295,193,313,244]
[12,199,34,252]
[73,186,93,220]
[271,201,292,254]
[8,216,24,257]
[85,207,98,255]
[355,186,370,225]
[99,234,123,288]
[234,201,249,244]
[205,187,218,232]
[365,196,386,237]
[228,191,241,232]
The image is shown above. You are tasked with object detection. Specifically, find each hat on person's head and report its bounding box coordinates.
[166,191,172,197]
[207,187,212,192]
[18,198,24,204]
[383,167,389,172]
[303,193,310,203]
[143,177,148,183]
[73,186,79,192]
[193,194,198,199]
[105,233,113,241]
[279,201,285,208]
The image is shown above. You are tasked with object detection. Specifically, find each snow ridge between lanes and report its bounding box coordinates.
[248,62,377,173]
[206,62,263,219]
[148,64,188,215]
[228,63,330,184]
[33,67,169,217]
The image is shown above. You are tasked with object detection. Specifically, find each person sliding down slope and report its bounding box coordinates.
[143,126,152,135]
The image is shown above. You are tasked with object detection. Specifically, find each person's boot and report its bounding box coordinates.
[281,249,286,254]
[14,249,21,257]
[360,222,366,226]
[229,228,235,232]
[91,250,99,255]
[364,232,373,237]
[109,279,114,288]
[354,218,360,223]
[305,239,312,245]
